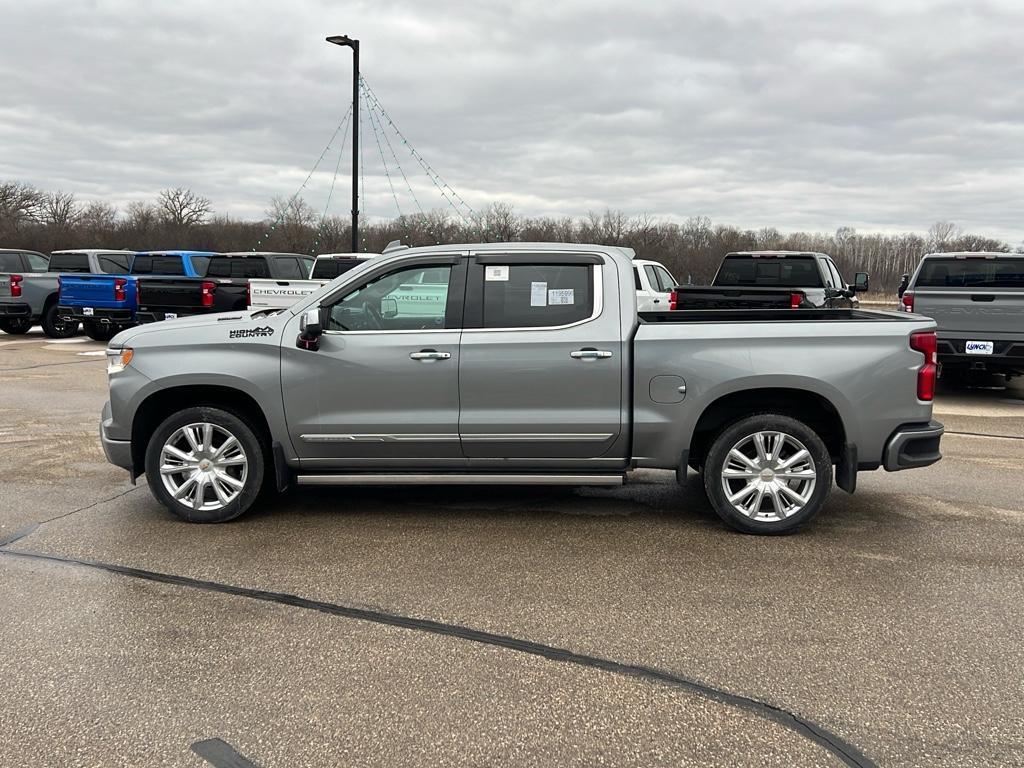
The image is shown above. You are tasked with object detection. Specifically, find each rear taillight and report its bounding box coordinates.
[910,331,937,401]
[790,292,802,309]
[668,289,678,311]
[10,274,23,298]
[201,280,216,308]
[901,291,914,312]
[114,277,127,302]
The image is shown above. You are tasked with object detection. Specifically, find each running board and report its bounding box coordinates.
[295,473,625,487]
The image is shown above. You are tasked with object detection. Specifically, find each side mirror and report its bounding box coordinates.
[853,272,869,292]
[297,307,323,351]
[380,297,398,319]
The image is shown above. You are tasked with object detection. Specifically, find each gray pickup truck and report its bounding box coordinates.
[901,251,1024,380]
[99,243,943,534]
[0,249,134,338]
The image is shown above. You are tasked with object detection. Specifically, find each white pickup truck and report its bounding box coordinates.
[247,253,378,310]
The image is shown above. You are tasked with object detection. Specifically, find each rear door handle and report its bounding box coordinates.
[410,349,451,361]
[570,349,613,360]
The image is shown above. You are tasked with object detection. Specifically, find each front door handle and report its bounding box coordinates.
[410,349,451,361]
[570,349,613,360]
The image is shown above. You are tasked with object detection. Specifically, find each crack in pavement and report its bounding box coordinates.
[0,486,142,548]
[0,546,877,767]
[0,359,103,373]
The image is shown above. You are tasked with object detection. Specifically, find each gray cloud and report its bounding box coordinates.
[1,0,1023,242]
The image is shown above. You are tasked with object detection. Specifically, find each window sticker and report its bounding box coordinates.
[485,265,509,281]
[548,288,574,305]
[530,281,548,307]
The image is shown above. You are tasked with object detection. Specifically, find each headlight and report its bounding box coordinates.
[106,347,134,375]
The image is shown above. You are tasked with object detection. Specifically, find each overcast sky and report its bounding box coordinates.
[2,0,1023,241]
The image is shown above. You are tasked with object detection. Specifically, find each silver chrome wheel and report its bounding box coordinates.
[720,431,817,523]
[159,422,248,512]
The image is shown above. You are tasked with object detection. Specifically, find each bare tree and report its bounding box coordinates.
[41,191,81,230]
[0,181,43,236]
[927,221,960,250]
[265,196,318,252]
[157,187,212,228]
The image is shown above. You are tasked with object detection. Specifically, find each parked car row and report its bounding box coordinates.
[0,248,374,340]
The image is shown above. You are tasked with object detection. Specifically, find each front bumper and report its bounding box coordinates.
[100,401,133,472]
[58,305,134,325]
[883,420,944,471]
[0,302,32,317]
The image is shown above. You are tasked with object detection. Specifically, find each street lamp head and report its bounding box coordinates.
[326,35,358,48]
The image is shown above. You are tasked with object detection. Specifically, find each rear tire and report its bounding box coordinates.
[0,318,32,335]
[40,302,79,338]
[82,321,118,342]
[702,413,832,535]
[144,406,266,523]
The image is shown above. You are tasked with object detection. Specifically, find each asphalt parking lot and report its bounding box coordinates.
[1,329,1022,768]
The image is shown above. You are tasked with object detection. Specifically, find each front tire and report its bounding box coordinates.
[145,407,265,523]
[40,302,79,338]
[702,413,832,534]
[0,318,32,335]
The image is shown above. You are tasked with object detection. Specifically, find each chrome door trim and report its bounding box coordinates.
[461,261,605,333]
[301,433,460,443]
[460,433,614,442]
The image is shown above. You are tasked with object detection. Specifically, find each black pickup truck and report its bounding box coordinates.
[135,252,311,323]
[670,251,868,310]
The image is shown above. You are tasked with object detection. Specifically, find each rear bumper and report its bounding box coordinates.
[136,310,201,324]
[937,336,1024,373]
[100,401,133,472]
[883,421,944,471]
[58,305,134,325]
[0,302,32,317]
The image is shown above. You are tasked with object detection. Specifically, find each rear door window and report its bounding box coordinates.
[481,263,594,328]
[916,258,1024,288]
[24,252,49,272]
[47,252,91,273]
[646,264,677,293]
[130,255,186,275]
[715,256,824,288]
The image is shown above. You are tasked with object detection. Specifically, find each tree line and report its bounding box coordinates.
[1,181,1013,292]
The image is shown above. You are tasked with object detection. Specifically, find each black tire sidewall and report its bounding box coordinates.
[144,406,265,523]
[41,303,79,338]
[703,413,832,535]
[83,321,116,342]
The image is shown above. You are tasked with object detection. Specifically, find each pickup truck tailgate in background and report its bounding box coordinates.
[912,289,1024,334]
[59,274,133,307]
[138,278,205,309]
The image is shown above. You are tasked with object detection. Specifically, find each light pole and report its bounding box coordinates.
[326,34,360,252]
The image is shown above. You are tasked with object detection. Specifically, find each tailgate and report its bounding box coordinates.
[59,275,120,306]
[138,278,205,310]
[913,289,1024,335]
[672,286,803,309]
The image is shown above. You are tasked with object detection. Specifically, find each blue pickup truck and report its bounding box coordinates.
[58,251,214,340]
